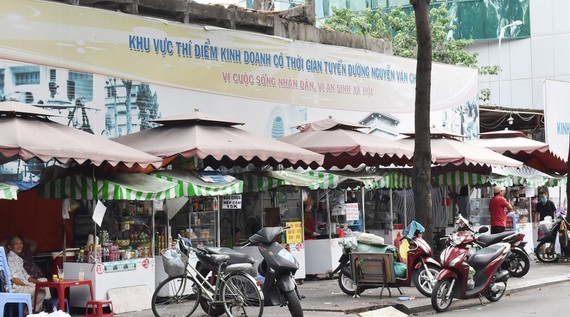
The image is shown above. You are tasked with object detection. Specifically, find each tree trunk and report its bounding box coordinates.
[411,0,434,248]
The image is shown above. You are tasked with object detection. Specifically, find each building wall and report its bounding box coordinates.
[469,0,570,110]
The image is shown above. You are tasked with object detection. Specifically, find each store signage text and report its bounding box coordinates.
[222,195,242,209]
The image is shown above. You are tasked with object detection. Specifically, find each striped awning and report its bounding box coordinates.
[240,170,412,191]
[39,173,180,201]
[0,182,18,200]
[306,171,344,189]
[375,172,413,189]
[433,172,491,187]
[153,170,243,197]
[493,165,559,188]
[240,171,324,192]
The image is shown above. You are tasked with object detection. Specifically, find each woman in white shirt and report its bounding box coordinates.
[6,235,50,312]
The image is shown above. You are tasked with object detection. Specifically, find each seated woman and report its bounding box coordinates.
[6,235,51,312]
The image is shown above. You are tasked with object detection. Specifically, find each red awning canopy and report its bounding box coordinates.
[398,128,523,169]
[468,131,567,175]
[278,117,414,169]
[0,101,164,170]
[114,109,324,169]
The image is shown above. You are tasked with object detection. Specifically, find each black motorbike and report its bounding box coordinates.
[475,230,531,277]
[243,226,304,317]
[535,212,570,263]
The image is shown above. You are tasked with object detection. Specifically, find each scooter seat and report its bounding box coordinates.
[210,254,231,264]
[476,232,515,247]
[204,246,256,264]
[468,244,506,267]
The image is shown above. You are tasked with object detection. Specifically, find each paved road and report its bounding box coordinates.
[82,257,570,317]
[412,281,570,316]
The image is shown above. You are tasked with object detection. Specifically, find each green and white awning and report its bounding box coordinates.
[154,170,243,197]
[374,172,413,189]
[39,173,180,201]
[0,182,18,200]
[433,172,491,187]
[492,165,559,188]
[240,170,412,192]
[241,171,324,192]
[305,171,344,189]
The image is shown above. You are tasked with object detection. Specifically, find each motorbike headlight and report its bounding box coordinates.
[450,234,465,246]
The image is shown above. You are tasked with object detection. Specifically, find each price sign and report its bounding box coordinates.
[345,203,359,221]
[285,221,303,243]
[222,195,242,209]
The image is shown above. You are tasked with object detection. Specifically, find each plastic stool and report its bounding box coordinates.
[85,300,113,317]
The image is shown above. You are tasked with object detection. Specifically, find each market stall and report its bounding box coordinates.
[39,171,180,310]
[237,171,327,279]
[433,165,567,252]
[151,169,244,286]
[303,171,413,275]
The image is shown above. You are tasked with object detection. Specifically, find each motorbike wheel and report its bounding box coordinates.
[412,264,441,297]
[431,279,454,312]
[283,290,304,317]
[338,269,363,296]
[535,241,559,263]
[485,281,507,302]
[507,248,531,277]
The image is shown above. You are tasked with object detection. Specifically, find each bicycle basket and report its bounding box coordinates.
[161,249,189,277]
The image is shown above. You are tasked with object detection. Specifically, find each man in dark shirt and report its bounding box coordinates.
[536,192,557,221]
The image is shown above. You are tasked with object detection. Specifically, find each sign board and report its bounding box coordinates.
[0,0,478,113]
[543,79,570,160]
[345,203,360,221]
[285,221,303,243]
[222,195,242,209]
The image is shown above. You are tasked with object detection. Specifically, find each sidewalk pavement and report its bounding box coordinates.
[114,256,570,317]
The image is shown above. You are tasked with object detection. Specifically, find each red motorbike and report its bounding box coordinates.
[431,216,511,312]
[335,221,441,297]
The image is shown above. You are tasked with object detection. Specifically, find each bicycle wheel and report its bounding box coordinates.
[221,272,263,317]
[152,275,200,317]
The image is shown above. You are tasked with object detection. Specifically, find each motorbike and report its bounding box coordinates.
[535,210,570,263]
[243,226,304,317]
[431,216,511,312]
[475,230,530,277]
[334,221,441,298]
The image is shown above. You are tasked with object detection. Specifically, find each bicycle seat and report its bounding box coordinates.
[203,246,256,265]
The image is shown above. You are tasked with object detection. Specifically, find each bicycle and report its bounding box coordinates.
[151,236,264,317]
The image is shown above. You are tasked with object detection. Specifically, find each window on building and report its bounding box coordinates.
[14,71,40,85]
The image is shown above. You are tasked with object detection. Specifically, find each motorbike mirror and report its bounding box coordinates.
[478,226,489,234]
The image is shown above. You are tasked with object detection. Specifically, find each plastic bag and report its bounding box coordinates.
[162,249,187,277]
[357,232,385,246]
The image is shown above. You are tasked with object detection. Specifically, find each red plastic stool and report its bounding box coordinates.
[85,300,113,317]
